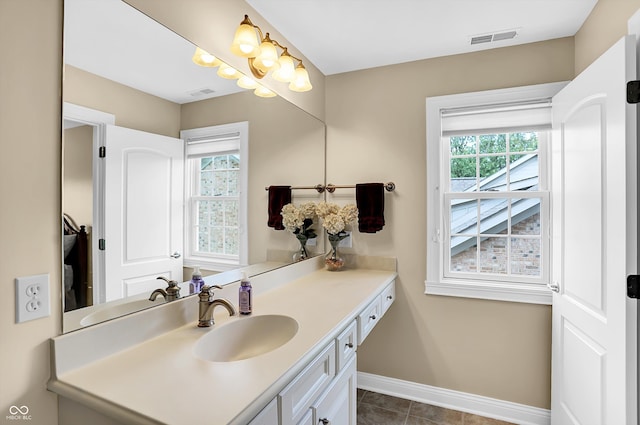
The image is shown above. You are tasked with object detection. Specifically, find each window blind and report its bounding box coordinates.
[441,99,552,137]
[185,132,240,158]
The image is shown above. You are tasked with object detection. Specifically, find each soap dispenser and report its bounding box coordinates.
[238,272,252,315]
[190,266,205,294]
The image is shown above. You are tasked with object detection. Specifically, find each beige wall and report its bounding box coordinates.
[0,1,62,423]
[575,0,640,74]
[325,38,574,409]
[2,1,638,424]
[64,65,181,137]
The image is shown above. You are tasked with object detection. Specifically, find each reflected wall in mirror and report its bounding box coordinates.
[62,0,325,332]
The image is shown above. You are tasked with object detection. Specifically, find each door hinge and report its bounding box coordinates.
[627,81,640,103]
[98,239,106,251]
[627,275,639,299]
[99,146,106,158]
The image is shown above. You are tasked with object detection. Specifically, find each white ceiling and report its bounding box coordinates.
[247,0,598,75]
[64,0,598,104]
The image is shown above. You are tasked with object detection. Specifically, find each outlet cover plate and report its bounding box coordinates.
[15,273,50,323]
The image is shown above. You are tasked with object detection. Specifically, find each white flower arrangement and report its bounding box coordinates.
[281,202,317,239]
[316,201,358,236]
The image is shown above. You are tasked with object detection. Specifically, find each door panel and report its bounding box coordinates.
[103,125,183,302]
[551,35,637,425]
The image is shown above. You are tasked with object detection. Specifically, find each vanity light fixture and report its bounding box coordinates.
[192,46,277,98]
[230,14,312,92]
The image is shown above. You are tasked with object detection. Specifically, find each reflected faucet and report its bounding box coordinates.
[198,285,236,327]
[149,276,181,302]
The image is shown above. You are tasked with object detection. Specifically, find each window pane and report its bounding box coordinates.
[199,170,213,196]
[450,236,477,272]
[479,155,507,181]
[450,199,478,235]
[479,134,506,154]
[229,154,240,169]
[479,198,509,234]
[450,157,476,191]
[225,227,239,255]
[450,135,476,156]
[209,227,224,254]
[509,153,539,191]
[479,236,507,274]
[213,155,228,169]
[511,237,541,276]
[227,170,239,195]
[511,199,540,235]
[509,132,538,153]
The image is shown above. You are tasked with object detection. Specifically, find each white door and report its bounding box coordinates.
[103,125,184,302]
[551,36,638,424]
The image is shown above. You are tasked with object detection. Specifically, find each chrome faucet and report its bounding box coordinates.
[149,276,181,302]
[198,285,236,327]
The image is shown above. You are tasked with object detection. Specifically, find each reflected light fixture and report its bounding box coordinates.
[192,47,222,67]
[230,14,312,92]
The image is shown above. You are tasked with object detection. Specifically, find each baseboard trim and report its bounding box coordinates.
[357,372,550,425]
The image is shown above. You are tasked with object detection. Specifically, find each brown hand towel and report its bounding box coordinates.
[267,186,291,230]
[356,183,385,233]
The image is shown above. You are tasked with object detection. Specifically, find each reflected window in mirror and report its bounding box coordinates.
[182,122,249,271]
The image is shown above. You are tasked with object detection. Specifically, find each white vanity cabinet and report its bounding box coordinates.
[51,266,397,425]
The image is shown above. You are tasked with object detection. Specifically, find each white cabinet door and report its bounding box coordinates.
[550,35,637,425]
[312,356,357,425]
[103,125,184,302]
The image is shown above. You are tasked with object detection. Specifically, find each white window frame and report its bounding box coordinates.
[181,122,249,271]
[426,82,566,305]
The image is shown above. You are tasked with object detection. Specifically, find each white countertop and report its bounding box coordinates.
[49,259,396,425]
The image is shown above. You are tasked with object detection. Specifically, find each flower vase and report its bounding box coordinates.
[325,234,345,271]
[293,234,309,262]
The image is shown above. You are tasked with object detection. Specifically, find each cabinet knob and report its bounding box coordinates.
[319,419,330,425]
[369,315,377,320]
[387,295,393,300]
[345,342,354,349]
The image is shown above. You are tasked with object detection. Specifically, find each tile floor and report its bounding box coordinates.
[357,389,517,425]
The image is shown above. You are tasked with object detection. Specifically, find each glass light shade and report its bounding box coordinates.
[230,23,260,58]
[288,64,313,92]
[217,63,241,79]
[192,47,221,67]
[254,84,277,98]
[253,40,280,73]
[237,75,258,89]
[272,54,296,82]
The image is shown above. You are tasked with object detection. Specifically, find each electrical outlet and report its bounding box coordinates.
[338,231,352,248]
[307,237,317,247]
[15,274,50,323]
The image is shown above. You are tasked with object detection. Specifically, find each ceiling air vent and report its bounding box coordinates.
[189,88,216,97]
[470,29,518,45]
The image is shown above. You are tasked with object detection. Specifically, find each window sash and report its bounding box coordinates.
[443,191,549,285]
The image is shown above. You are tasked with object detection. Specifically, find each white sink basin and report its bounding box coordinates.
[80,298,165,326]
[194,315,298,362]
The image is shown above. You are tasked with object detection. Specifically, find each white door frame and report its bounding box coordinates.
[62,102,114,305]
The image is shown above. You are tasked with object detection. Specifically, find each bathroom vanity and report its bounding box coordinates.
[48,257,396,424]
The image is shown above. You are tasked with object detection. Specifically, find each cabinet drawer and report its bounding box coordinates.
[279,341,336,425]
[357,298,381,345]
[380,281,395,317]
[335,320,357,372]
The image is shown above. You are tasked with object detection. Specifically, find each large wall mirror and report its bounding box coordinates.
[62,0,325,332]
